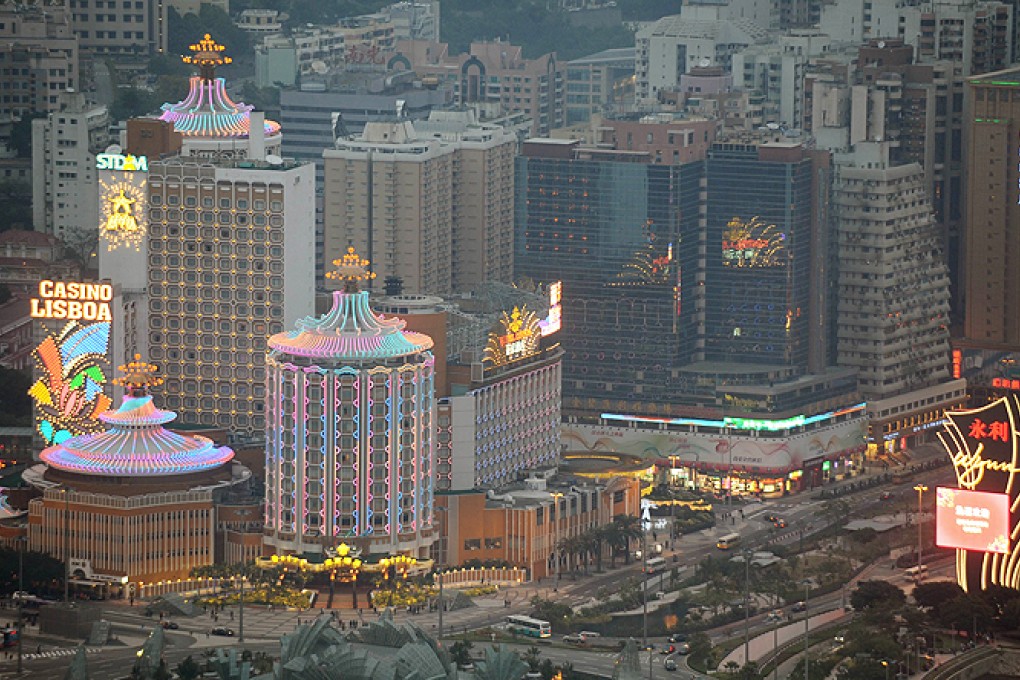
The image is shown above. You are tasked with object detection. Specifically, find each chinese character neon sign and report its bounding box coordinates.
[721,216,786,268]
[30,280,113,322]
[484,306,541,369]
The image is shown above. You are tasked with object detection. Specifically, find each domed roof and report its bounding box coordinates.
[39,356,233,477]
[157,34,280,139]
[268,247,433,361]
[268,290,434,361]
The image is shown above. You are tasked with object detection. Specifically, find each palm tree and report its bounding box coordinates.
[611,514,643,565]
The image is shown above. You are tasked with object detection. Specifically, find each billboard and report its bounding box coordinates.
[939,396,1020,592]
[935,487,1010,554]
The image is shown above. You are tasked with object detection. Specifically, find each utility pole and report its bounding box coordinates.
[803,581,810,680]
[239,573,245,643]
[744,549,751,669]
[63,489,70,604]
[641,529,648,648]
[17,537,24,674]
[913,485,928,574]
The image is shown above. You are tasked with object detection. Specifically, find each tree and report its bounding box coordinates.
[913,581,965,612]
[850,581,905,611]
[609,514,642,564]
[529,596,571,625]
[520,646,542,673]
[175,656,201,680]
[0,366,32,427]
[450,640,474,669]
[60,226,99,272]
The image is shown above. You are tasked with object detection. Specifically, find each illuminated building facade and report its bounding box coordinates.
[145,156,315,437]
[25,356,255,591]
[157,35,282,160]
[938,397,1020,592]
[378,282,563,492]
[515,138,702,414]
[263,250,436,558]
[142,35,315,438]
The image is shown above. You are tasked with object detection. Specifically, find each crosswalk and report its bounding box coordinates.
[23,646,104,660]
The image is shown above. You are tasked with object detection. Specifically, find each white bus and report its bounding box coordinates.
[644,557,667,574]
[506,614,552,638]
[716,533,741,550]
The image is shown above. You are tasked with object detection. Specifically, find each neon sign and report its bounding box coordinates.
[540,281,562,337]
[95,153,148,172]
[939,397,1020,592]
[484,306,541,369]
[99,173,147,251]
[29,320,112,445]
[722,216,786,267]
[936,487,1010,554]
[30,280,113,322]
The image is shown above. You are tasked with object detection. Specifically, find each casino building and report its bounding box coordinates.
[263,250,437,558]
[24,355,257,593]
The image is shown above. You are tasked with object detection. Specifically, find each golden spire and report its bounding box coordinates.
[183,34,232,81]
[114,354,164,397]
[325,246,377,292]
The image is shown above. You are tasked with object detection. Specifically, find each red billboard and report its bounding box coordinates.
[935,487,1010,554]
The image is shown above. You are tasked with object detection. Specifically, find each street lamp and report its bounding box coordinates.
[742,548,752,670]
[881,659,890,680]
[913,485,928,573]
[62,488,70,604]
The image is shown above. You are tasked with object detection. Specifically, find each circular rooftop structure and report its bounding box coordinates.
[268,248,433,362]
[158,34,280,140]
[38,355,234,477]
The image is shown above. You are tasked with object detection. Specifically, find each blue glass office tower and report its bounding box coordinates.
[515,141,702,412]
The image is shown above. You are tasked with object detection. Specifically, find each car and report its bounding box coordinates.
[640,642,656,652]
[664,658,678,672]
[675,643,690,655]
[579,631,601,640]
[668,633,687,643]
[766,610,784,622]
[791,602,806,613]
[660,645,676,655]
[764,514,778,523]
[210,627,235,637]
[563,634,585,645]
[881,491,896,501]
[773,518,787,529]
[160,621,179,630]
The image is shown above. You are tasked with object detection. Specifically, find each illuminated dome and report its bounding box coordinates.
[39,355,234,477]
[267,247,434,361]
[158,34,281,140]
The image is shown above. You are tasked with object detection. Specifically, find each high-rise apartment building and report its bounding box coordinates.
[394,39,565,136]
[68,0,168,57]
[962,68,1020,348]
[634,4,769,103]
[322,111,516,295]
[31,90,110,239]
[832,153,965,453]
[138,37,316,438]
[900,0,1014,76]
[145,157,315,437]
[0,3,78,125]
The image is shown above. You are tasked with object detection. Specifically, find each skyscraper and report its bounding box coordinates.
[141,37,315,437]
[322,110,516,294]
[263,249,436,558]
[962,69,1020,347]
